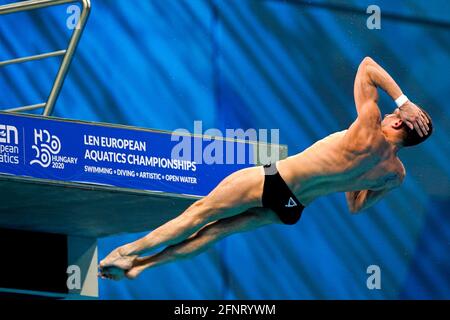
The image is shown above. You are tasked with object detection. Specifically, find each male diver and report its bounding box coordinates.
[99,57,432,280]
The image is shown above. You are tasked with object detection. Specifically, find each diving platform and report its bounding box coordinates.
[0,111,287,298]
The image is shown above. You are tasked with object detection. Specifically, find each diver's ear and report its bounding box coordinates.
[392,118,403,129]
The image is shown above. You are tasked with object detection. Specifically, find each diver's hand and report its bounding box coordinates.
[398,101,430,137]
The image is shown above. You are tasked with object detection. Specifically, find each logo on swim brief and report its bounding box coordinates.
[285,197,297,208]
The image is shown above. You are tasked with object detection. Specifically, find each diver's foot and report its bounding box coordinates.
[98,267,126,281]
[99,247,138,271]
[125,264,146,280]
[99,257,147,281]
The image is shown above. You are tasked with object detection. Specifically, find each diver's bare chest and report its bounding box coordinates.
[349,157,400,189]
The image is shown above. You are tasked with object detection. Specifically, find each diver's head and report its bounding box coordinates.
[381,107,433,147]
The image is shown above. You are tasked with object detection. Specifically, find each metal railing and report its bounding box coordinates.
[0,0,91,116]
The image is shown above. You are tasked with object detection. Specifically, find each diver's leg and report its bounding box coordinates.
[99,166,265,271]
[101,208,279,280]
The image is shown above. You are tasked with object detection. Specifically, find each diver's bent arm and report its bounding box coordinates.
[360,57,403,102]
[352,57,404,129]
[346,172,404,213]
[345,189,390,213]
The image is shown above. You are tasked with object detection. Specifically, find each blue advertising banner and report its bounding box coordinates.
[0,112,255,197]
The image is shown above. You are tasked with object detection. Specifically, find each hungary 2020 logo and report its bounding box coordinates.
[30,129,61,168]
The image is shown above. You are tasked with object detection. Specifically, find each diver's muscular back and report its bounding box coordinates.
[276,120,404,207]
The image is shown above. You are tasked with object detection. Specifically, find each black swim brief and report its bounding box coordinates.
[261,163,304,225]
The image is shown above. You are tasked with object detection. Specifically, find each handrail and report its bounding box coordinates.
[0,50,66,67]
[0,0,91,116]
[6,103,47,112]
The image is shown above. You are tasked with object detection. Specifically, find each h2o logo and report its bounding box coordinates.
[30,129,61,168]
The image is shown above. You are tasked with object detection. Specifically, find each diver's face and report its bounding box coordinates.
[381,108,402,128]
